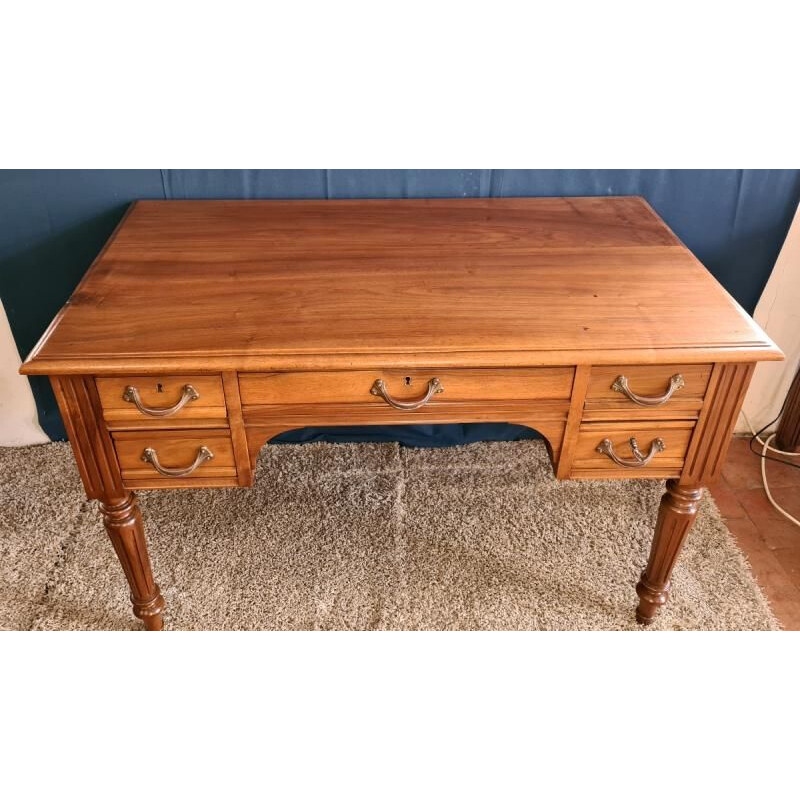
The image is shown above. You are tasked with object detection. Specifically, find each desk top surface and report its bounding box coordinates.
[23,197,781,374]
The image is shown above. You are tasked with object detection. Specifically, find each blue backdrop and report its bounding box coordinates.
[2,169,798,444]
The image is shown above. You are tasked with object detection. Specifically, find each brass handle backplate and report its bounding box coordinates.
[596,437,665,468]
[122,384,200,417]
[141,446,214,477]
[370,377,444,410]
[611,374,685,407]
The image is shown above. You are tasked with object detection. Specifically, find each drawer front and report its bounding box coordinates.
[97,375,227,425]
[571,421,694,476]
[113,430,237,483]
[239,368,575,407]
[584,364,712,418]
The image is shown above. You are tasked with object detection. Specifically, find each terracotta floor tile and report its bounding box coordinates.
[772,547,800,593]
[723,437,800,490]
[725,516,767,552]
[737,489,800,551]
[763,484,800,521]
[760,597,800,631]
[730,540,800,630]
[721,438,767,490]
[717,437,800,630]
[708,480,748,520]
[754,455,800,489]
[738,548,798,604]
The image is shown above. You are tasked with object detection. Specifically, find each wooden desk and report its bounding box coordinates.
[21,198,783,630]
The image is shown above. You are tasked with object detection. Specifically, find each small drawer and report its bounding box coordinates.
[113,430,237,484]
[583,364,712,420]
[239,367,575,408]
[571,421,694,478]
[97,375,227,426]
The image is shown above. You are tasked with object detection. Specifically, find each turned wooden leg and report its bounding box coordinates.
[636,480,703,625]
[100,492,165,631]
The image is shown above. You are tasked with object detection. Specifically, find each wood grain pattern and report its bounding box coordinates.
[581,403,704,422]
[50,376,164,630]
[21,199,781,376]
[26,198,785,629]
[50,376,125,502]
[112,429,237,482]
[556,364,591,479]
[586,364,712,401]
[583,364,709,421]
[636,481,703,624]
[241,399,571,426]
[681,363,755,485]
[572,421,694,472]
[239,367,574,406]
[121,476,240,491]
[567,466,685,481]
[96,374,226,425]
[223,371,254,486]
[23,348,779,375]
[101,494,165,631]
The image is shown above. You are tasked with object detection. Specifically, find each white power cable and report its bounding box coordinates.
[760,434,800,528]
[739,409,800,529]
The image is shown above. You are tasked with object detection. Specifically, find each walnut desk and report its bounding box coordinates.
[21,198,783,630]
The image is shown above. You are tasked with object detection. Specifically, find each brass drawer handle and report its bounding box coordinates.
[122,384,199,417]
[612,374,685,406]
[370,377,444,410]
[596,437,665,468]
[141,446,214,477]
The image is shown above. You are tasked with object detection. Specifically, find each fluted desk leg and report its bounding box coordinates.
[636,480,703,625]
[100,492,165,631]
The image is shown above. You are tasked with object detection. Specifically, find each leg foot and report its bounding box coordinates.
[635,480,703,625]
[635,572,669,625]
[133,589,165,631]
[100,493,165,631]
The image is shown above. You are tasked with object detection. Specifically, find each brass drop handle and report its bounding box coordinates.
[123,384,200,417]
[370,377,444,410]
[141,446,214,477]
[596,437,665,468]
[612,374,685,407]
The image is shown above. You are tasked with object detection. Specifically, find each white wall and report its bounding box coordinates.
[0,299,49,446]
[738,203,800,434]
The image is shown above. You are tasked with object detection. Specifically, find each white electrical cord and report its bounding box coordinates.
[760,434,800,527]
[740,409,800,529]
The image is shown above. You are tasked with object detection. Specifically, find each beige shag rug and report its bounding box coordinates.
[0,440,778,631]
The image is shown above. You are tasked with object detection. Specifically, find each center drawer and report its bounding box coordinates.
[239,368,575,407]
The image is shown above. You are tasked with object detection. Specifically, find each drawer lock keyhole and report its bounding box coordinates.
[404,376,412,386]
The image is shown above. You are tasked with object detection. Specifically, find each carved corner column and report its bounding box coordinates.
[51,376,165,630]
[775,365,800,453]
[636,362,755,625]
